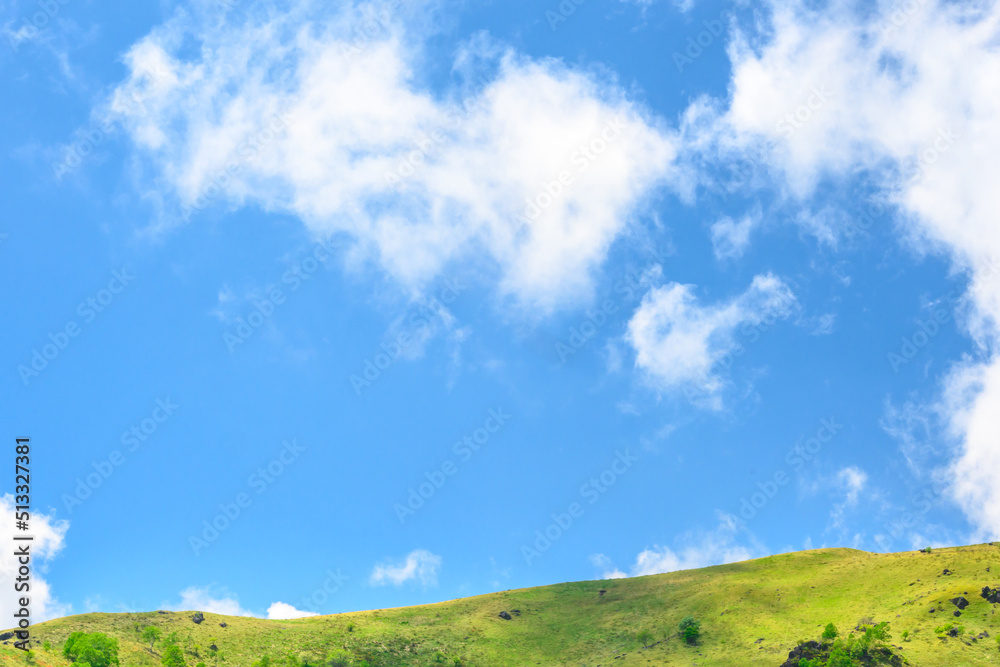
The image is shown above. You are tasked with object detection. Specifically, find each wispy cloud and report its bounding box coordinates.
[370,549,442,587]
[626,273,797,406]
[165,586,255,616]
[592,513,761,579]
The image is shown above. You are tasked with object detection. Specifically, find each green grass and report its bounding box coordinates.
[5,543,1000,666]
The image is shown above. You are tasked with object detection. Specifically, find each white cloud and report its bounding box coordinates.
[266,602,319,620]
[2,22,39,49]
[0,495,71,622]
[166,587,256,616]
[710,212,759,260]
[593,513,758,579]
[588,554,627,579]
[621,0,694,10]
[690,0,1000,538]
[105,0,680,315]
[880,398,938,475]
[940,358,1000,539]
[837,466,867,506]
[829,466,868,531]
[810,313,836,336]
[370,549,441,587]
[160,587,332,618]
[625,273,796,404]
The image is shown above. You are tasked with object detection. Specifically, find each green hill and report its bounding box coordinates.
[5,544,1000,666]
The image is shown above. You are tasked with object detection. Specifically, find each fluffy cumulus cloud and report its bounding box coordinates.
[370,549,441,587]
[106,0,679,314]
[592,513,757,578]
[266,601,319,620]
[689,0,1000,537]
[0,495,71,622]
[625,273,796,404]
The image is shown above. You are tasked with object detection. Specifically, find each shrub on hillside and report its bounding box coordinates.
[635,630,654,647]
[142,626,163,653]
[822,624,838,641]
[63,632,120,667]
[678,616,701,644]
[325,650,351,667]
[798,621,900,667]
[161,645,187,667]
[934,622,965,637]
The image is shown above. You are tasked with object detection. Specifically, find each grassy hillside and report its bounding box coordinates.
[4,544,1000,666]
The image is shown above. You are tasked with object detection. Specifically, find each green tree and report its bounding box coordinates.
[143,626,163,653]
[251,655,272,667]
[822,623,839,641]
[63,632,120,667]
[678,616,701,644]
[326,649,351,667]
[636,630,654,647]
[161,645,187,667]
[825,647,854,667]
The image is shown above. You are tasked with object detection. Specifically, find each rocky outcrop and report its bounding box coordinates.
[779,641,828,666]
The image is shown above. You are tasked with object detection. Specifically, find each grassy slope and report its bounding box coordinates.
[4,544,1000,667]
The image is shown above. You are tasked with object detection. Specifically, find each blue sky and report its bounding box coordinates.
[3,0,1000,621]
